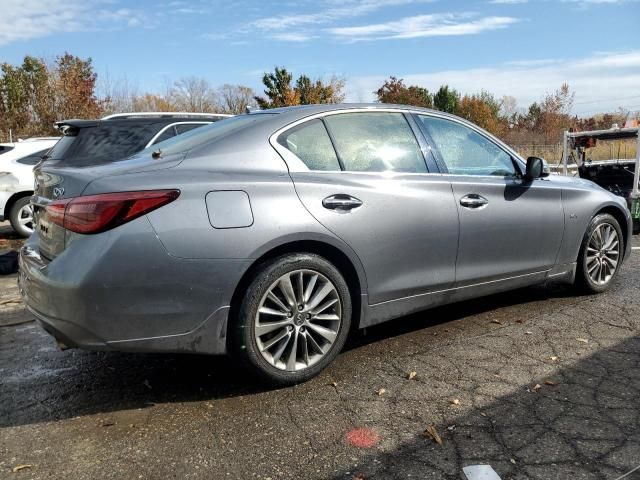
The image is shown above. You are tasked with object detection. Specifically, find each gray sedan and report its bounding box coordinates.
[19,104,632,385]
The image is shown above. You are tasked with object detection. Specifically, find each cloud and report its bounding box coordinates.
[251,0,435,31]
[0,0,147,46]
[346,50,640,115]
[489,0,528,4]
[329,14,519,41]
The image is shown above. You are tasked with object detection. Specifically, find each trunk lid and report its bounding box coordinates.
[33,152,185,259]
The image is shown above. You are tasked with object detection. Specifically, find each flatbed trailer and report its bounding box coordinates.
[561,125,640,233]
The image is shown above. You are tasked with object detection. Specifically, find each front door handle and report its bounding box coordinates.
[322,194,363,211]
[460,194,488,209]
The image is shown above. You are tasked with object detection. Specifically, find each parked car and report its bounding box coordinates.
[20,104,632,385]
[0,137,60,236]
[47,112,231,167]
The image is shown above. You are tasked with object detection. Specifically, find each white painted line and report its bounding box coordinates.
[463,465,502,480]
[632,247,640,250]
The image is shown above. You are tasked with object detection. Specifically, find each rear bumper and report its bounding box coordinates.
[18,218,250,355]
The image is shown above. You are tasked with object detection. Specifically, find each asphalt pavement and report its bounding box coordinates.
[1,223,640,480]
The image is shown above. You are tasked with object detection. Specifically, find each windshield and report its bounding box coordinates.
[141,114,276,157]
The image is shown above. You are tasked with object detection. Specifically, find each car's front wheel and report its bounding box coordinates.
[9,197,35,238]
[576,213,623,293]
[232,253,352,385]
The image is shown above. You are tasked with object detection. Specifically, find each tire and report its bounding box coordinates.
[575,213,623,293]
[231,253,352,386]
[9,197,34,238]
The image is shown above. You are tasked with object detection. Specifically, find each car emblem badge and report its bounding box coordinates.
[53,187,65,198]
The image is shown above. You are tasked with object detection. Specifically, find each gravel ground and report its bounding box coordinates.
[1,222,639,480]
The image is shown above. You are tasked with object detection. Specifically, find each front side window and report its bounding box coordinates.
[418,115,517,177]
[324,113,426,173]
[277,119,341,171]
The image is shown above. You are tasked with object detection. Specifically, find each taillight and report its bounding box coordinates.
[46,190,180,234]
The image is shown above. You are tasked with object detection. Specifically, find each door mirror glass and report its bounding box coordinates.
[525,156,550,179]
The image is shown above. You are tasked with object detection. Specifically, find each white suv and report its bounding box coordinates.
[0,137,60,237]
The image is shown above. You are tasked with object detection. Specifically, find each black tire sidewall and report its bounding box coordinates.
[577,213,623,293]
[9,197,32,238]
[232,253,352,386]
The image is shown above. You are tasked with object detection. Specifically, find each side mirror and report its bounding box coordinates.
[525,156,550,179]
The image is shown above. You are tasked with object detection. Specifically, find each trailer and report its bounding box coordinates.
[561,124,640,233]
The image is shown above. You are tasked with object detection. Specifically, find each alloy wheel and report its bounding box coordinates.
[17,204,34,235]
[586,223,619,286]
[254,269,342,372]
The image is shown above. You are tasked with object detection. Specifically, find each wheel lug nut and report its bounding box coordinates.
[300,326,305,332]
[298,305,303,311]
[287,312,293,318]
[306,313,311,319]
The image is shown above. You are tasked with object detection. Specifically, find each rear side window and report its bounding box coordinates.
[175,123,209,135]
[418,115,517,177]
[324,113,426,173]
[277,120,341,171]
[17,148,49,165]
[152,126,177,145]
[0,145,14,155]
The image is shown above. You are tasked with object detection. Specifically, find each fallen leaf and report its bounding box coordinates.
[577,338,589,344]
[101,421,115,427]
[424,424,443,445]
[510,458,517,464]
[353,474,367,480]
[525,331,533,335]
[515,319,524,324]
[406,371,417,380]
[550,356,558,361]
[490,319,502,325]
[450,398,460,406]
[480,412,487,417]
[12,465,33,473]
[329,381,338,387]
[376,388,386,396]
[447,425,456,431]
[544,380,557,386]
[0,298,21,305]
[531,384,542,392]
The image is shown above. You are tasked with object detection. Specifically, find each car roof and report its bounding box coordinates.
[55,114,226,131]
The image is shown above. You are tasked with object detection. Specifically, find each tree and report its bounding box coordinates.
[254,67,299,109]
[217,84,255,114]
[254,67,345,109]
[132,94,176,112]
[169,76,218,112]
[433,85,460,114]
[53,53,102,122]
[296,75,345,105]
[375,76,433,108]
[457,94,504,136]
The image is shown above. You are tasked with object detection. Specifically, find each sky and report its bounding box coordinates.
[1,0,639,116]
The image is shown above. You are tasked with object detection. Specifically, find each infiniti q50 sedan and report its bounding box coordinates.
[19,104,632,385]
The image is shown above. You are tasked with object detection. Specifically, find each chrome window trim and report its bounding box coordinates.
[269,107,526,175]
[145,121,211,148]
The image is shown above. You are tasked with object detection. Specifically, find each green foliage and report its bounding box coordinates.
[255,66,345,109]
[433,85,460,114]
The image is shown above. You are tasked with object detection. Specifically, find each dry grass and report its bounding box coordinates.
[514,139,637,165]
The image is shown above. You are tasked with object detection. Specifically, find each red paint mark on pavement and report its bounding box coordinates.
[345,428,380,448]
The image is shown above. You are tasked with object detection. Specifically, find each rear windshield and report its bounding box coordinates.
[141,114,276,157]
[46,124,158,166]
[0,145,14,155]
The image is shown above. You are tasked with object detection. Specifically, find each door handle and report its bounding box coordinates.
[322,194,363,211]
[460,194,488,209]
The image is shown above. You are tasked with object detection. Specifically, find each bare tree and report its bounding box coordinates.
[169,76,218,112]
[217,84,255,114]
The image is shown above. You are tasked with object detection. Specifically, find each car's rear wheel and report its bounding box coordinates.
[9,197,34,238]
[232,253,351,385]
[576,213,623,293]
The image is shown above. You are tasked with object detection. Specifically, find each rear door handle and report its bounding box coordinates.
[322,194,363,211]
[460,194,488,209]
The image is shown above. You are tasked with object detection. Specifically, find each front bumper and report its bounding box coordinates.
[18,218,250,355]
